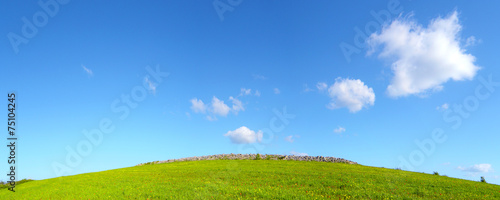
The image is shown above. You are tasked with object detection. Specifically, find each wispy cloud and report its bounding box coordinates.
[290,151,308,156]
[229,96,244,114]
[285,135,294,143]
[436,103,449,111]
[82,64,93,76]
[252,74,268,80]
[333,126,346,134]
[254,90,261,97]
[303,84,313,93]
[240,88,252,96]
[457,163,493,173]
[464,36,480,47]
[316,82,327,91]
[274,88,280,94]
[144,76,157,94]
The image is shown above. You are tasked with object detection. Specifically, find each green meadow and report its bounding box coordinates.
[2,160,500,199]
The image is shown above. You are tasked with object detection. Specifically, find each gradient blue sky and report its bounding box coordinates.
[1,0,500,185]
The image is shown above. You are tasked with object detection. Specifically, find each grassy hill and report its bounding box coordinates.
[2,159,500,199]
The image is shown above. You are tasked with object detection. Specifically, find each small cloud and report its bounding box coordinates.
[240,88,252,96]
[82,64,93,76]
[465,36,480,47]
[190,98,206,113]
[191,94,248,120]
[210,96,230,116]
[224,126,263,144]
[285,135,294,143]
[442,162,451,166]
[206,115,217,121]
[185,112,191,118]
[274,88,280,94]
[229,96,244,114]
[303,84,313,92]
[316,82,327,91]
[254,90,261,97]
[290,151,308,156]
[144,76,157,94]
[457,163,493,173]
[253,74,268,80]
[326,77,375,113]
[436,103,449,111]
[333,126,346,134]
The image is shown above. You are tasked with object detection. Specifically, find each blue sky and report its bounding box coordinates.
[1,0,500,185]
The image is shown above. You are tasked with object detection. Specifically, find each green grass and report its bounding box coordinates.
[2,160,500,199]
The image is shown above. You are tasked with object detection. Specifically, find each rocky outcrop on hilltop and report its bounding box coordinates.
[137,153,357,166]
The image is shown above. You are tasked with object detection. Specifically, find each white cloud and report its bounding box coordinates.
[316,82,328,91]
[436,103,449,111]
[191,94,248,120]
[206,115,217,121]
[290,151,308,156]
[458,163,493,173]
[210,96,230,116]
[285,135,294,143]
[274,88,280,94]
[303,84,313,92]
[465,36,479,47]
[240,88,252,96]
[82,64,93,76]
[253,74,267,80]
[144,77,157,94]
[254,90,261,97]
[326,77,375,113]
[190,98,206,113]
[333,126,346,134]
[224,126,263,144]
[229,96,244,114]
[368,11,480,97]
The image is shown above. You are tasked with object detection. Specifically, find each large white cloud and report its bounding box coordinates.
[327,77,375,113]
[368,11,480,97]
[224,126,263,144]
